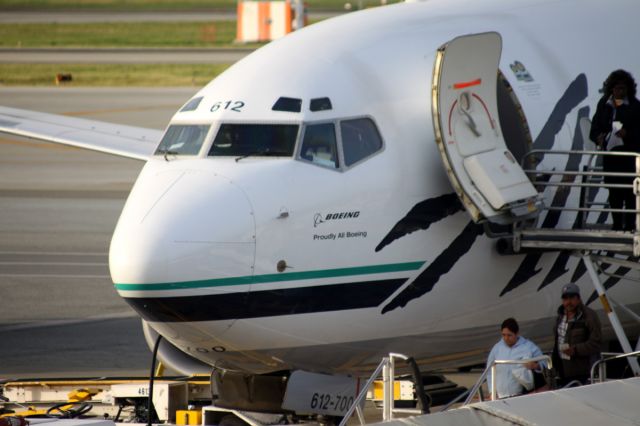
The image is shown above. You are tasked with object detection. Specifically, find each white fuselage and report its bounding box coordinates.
[109,0,640,374]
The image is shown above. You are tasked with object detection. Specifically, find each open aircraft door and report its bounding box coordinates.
[432,32,541,224]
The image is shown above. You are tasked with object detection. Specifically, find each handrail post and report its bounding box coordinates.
[634,156,640,256]
[339,353,417,426]
[382,357,392,422]
[598,359,606,383]
[636,157,640,231]
[590,350,640,383]
[490,365,497,400]
[387,357,394,421]
[355,404,365,425]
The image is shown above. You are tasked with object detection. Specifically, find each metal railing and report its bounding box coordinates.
[521,149,640,231]
[338,353,422,426]
[590,350,640,384]
[462,355,552,405]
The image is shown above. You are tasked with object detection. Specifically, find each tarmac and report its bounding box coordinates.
[0,7,329,379]
[0,87,194,378]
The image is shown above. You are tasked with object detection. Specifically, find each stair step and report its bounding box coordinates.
[516,229,638,255]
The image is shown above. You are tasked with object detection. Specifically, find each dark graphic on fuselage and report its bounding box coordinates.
[375,72,630,313]
[375,193,463,252]
[501,74,589,296]
[535,107,593,291]
[381,220,484,314]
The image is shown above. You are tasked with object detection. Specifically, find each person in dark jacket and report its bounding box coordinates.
[590,69,640,231]
[552,283,602,386]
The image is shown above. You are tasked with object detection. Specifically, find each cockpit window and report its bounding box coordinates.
[299,123,338,169]
[310,97,332,111]
[180,96,203,112]
[155,124,210,156]
[273,97,302,113]
[340,118,383,166]
[208,124,299,157]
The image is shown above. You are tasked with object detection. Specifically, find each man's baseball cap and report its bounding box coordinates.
[561,283,580,298]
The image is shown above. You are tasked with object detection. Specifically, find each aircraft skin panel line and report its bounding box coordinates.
[0,106,161,160]
[113,260,425,291]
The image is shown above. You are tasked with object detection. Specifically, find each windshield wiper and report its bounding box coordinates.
[235,149,290,162]
[156,149,179,162]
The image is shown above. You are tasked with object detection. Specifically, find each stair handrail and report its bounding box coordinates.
[590,350,640,383]
[463,355,552,404]
[338,353,418,426]
[520,149,640,221]
[338,356,386,426]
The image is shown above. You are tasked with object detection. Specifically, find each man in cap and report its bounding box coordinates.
[553,283,602,386]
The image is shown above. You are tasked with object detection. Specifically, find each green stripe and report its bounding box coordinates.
[114,261,425,291]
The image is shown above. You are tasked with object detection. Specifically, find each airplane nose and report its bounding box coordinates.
[109,166,256,287]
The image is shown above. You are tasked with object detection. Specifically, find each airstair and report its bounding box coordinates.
[379,28,640,419]
[430,32,640,380]
[432,30,640,374]
[340,352,640,426]
[499,146,640,377]
[512,148,640,257]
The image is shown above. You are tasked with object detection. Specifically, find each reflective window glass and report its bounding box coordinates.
[340,118,383,166]
[208,124,298,157]
[180,96,203,112]
[272,97,302,112]
[310,97,332,111]
[300,123,338,169]
[155,124,210,156]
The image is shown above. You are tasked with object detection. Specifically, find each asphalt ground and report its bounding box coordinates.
[0,10,223,376]
[0,87,195,378]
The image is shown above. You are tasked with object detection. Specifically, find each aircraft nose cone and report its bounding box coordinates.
[109,167,255,287]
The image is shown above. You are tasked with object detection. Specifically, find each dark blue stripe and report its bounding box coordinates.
[124,278,407,322]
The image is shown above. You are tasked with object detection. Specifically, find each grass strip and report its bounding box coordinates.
[0,0,351,10]
[0,63,230,86]
[0,21,243,48]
